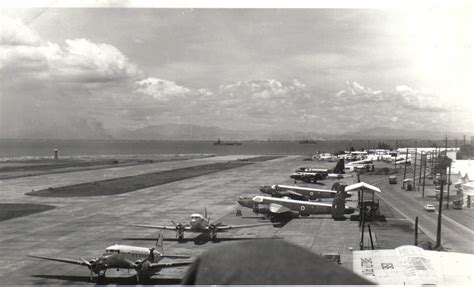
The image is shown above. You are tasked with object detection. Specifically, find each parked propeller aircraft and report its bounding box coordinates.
[259,184,350,200]
[125,208,273,241]
[327,173,354,179]
[27,233,192,282]
[237,194,355,219]
[290,171,327,183]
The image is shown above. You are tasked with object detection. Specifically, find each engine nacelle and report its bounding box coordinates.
[136,260,155,281]
[253,204,269,214]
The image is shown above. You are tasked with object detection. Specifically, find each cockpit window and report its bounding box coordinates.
[253,196,263,203]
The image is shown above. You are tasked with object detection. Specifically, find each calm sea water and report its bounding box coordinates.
[0,139,429,159]
[0,140,363,159]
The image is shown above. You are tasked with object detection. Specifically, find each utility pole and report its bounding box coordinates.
[422,153,427,198]
[403,148,409,180]
[394,152,397,171]
[446,164,451,209]
[414,216,419,246]
[419,151,424,184]
[434,149,451,250]
[435,179,444,250]
[413,147,418,189]
[445,135,448,155]
[431,148,436,174]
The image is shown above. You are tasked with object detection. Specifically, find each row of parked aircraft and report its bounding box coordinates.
[26,161,371,283]
[27,208,276,282]
[237,184,356,220]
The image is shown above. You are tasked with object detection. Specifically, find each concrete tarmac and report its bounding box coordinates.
[0,155,363,284]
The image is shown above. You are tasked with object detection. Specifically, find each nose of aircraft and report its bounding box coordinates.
[259,186,271,193]
[237,196,253,208]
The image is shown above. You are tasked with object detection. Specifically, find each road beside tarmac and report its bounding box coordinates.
[362,166,474,254]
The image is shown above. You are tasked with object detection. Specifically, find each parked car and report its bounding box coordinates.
[389,175,397,184]
[452,199,462,210]
[424,204,436,212]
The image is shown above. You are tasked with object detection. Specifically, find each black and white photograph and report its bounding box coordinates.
[0,0,473,285]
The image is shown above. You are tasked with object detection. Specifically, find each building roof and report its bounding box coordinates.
[452,160,474,182]
[345,182,381,193]
[353,245,473,285]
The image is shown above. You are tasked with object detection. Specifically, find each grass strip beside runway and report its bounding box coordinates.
[0,203,56,221]
[26,157,281,197]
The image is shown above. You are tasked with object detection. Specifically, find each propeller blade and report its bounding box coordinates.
[171,220,177,226]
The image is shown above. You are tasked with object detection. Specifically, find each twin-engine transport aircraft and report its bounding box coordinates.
[259,184,351,200]
[27,233,191,282]
[126,208,273,240]
[238,195,355,219]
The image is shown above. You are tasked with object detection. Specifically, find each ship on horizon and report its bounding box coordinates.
[298,139,319,144]
[213,138,243,146]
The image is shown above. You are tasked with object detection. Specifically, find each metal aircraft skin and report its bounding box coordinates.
[259,184,341,200]
[237,195,355,218]
[27,233,191,282]
[126,208,273,240]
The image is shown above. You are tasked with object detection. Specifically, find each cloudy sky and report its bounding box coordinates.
[0,4,472,139]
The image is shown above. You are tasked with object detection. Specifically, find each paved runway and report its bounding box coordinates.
[0,155,362,285]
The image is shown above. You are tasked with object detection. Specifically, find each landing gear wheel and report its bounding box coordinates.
[97,274,107,283]
[178,234,184,241]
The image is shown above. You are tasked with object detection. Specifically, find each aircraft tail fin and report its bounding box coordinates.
[155,232,164,254]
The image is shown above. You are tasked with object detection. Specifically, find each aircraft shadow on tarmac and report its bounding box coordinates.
[31,274,181,285]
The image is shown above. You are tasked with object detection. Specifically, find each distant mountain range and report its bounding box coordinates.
[110,124,471,141]
[340,127,471,140]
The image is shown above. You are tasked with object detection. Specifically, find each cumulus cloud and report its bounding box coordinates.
[0,16,141,83]
[395,85,447,112]
[0,16,41,46]
[135,78,192,100]
[336,81,387,103]
[0,16,144,139]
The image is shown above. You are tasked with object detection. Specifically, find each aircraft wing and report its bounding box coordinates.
[26,255,91,266]
[125,224,181,231]
[269,203,291,214]
[216,222,273,231]
[286,190,304,197]
[149,261,193,269]
[277,185,337,194]
[327,173,353,178]
[161,254,191,259]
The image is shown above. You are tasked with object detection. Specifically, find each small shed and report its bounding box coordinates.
[402,178,414,191]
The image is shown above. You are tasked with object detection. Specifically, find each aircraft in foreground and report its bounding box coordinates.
[27,233,191,282]
[259,184,351,200]
[237,194,355,220]
[125,208,273,240]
